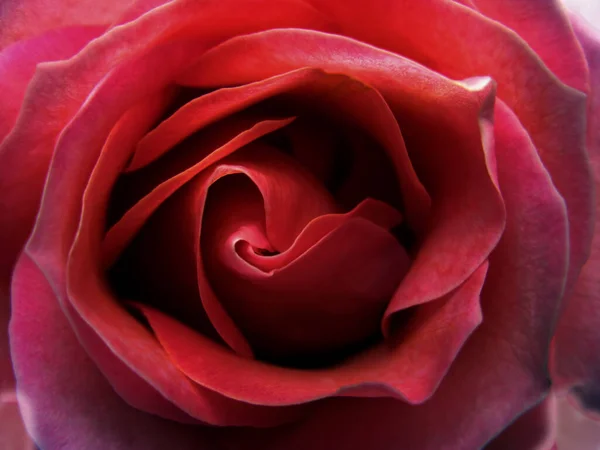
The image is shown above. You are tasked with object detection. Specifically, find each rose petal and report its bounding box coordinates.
[102,117,295,267]
[238,198,402,273]
[63,98,306,424]
[9,253,222,449]
[0,26,105,141]
[127,260,486,406]
[552,13,600,416]
[200,163,408,360]
[469,0,589,91]
[218,73,570,450]
[0,25,104,299]
[177,28,504,333]
[483,394,556,450]
[142,69,428,231]
[306,0,591,304]
[0,0,125,50]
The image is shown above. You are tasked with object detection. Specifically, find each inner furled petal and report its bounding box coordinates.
[307,0,591,306]
[238,197,403,273]
[202,171,409,363]
[102,117,295,268]
[266,116,405,214]
[177,68,430,237]
[106,109,294,232]
[222,144,339,252]
[177,29,504,335]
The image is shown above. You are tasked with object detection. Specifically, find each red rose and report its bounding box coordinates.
[1,0,599,449]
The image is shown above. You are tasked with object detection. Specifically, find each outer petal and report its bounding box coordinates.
[5,0,327,427]
[0,30,103,448]
[0,0,130,50]
[0,26,105,141]
[471,0,589,91]
[9,254,216,450]
[307,0,591,302]
[552,12,600,414]
[484,394,556,450]
[0,25,104,332]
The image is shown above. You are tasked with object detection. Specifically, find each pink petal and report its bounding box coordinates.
[0,26,104,141]
[177,28,504,333]
[307,0,592,305]
[552,13,600,416]
[470,0,589,91]
[0,0,125,50]
[237,198,402,272]
[102,117,294,268]
[0,25,103,298]
[9,253,221,449]
[484,394,556,450]
[62,95,302,425]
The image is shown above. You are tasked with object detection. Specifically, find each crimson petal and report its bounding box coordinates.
[129,260,485,405]
[177,28,504,333]
[201,160,408,359]
[220,77,570,450]
[306,0,591,297]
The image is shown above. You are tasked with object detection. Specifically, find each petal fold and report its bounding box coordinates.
[552,13,600,417]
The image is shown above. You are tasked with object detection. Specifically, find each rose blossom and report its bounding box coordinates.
[0,0,599,449]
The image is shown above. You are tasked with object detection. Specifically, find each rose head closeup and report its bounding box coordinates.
[0,1,599,449]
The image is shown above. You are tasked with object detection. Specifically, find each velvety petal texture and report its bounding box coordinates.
[10,254,217,450]
[1,0,596,449]
[552,11,600,416]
